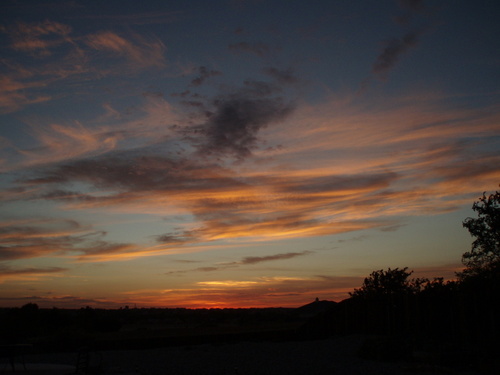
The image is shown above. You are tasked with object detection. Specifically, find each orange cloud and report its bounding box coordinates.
[0,218,136,261]
[3,90,499,265]
[0,21,170,116]
[17,122,118,168]
[0,265,66,283]
[3,97,179,173]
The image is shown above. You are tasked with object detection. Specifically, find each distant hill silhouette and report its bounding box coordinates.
[295,299,339,340]
[296,299,337,318]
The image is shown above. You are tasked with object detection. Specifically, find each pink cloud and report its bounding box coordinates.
[86,31,166,68]
[0,75,51,114]
[1,20,72,56]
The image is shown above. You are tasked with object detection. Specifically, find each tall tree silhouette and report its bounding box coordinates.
[461,187,500,278]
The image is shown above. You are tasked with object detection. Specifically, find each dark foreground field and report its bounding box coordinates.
[4,334,483,375]
[0,302,494,374]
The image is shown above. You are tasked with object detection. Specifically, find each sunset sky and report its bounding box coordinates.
[1,0,499,309]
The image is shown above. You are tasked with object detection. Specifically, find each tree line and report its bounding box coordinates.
[305,188,500,371]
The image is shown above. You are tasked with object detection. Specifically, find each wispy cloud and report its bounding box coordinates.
[17,121,120,168]
[1,20,72,57]
[0,218,85,260]
[0,218,135,261]
[2,96,180,173]
[0,75,51,114]
[166,251,314,275]
[238,250,313,265]
[0,20,167,113]
[86,31,166,68]
[0,265,67,283]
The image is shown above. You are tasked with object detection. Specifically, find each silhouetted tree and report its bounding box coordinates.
[455,189,500,371]
[460,188,500,279]
[349,267,426,298]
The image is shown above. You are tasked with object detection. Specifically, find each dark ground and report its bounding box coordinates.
[5,334,483,375]
[0,302,495,374]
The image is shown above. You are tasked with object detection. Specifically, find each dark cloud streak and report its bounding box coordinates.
[26,155,244,193]
[367,0,429,82]
[239,250,313,265]
[371,30,420,79]
[0,265,66,277]
[156,229,200,246]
